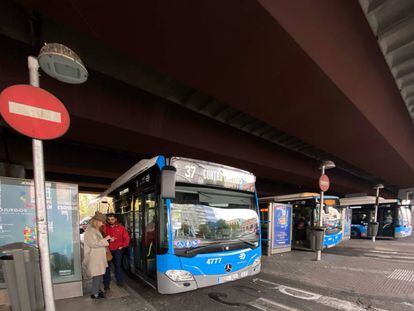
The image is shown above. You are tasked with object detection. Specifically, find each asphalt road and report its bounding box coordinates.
[124,269,412,311]
[121,236,414,311]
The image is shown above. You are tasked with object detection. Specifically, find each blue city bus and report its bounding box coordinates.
[95,156,261,294]
[260,193,343,249]
[340,196,412,239]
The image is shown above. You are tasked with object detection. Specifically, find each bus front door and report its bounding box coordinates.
[132,193,157,281]
[143,192,157,280]
[133,196,144,273]
[378,206,395,237]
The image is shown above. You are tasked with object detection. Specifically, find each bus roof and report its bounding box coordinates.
[93,156,162,202]
[260,192,339,202]
[93,155,257,203]
[339,196,398,206]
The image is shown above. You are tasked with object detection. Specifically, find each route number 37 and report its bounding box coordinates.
[206,258,222,265]
[185,165,196,178]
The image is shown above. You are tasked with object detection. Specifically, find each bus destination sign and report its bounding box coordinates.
[171,157,255,192]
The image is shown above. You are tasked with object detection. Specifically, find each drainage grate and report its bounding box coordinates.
[387,269,414,282]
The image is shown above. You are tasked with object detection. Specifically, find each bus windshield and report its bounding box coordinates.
[398,205,412,226]
[322,204,342,230]
[171,186,259,255]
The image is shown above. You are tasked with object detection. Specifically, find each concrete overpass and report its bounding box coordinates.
[0,0,413,196]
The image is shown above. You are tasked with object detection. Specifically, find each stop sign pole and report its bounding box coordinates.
[28,56,56,311]
[1,44,86,311]
[316,160,335,261]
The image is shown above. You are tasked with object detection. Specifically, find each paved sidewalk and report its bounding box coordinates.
[56,280,156,311]
[262,236,414,301]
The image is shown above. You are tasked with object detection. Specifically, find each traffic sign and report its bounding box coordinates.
[319,174,330,192]
[0,84,70,140]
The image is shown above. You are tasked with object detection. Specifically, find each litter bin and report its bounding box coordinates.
[310,227,325,251]
[367,222,379,238]
[0,243,44,311]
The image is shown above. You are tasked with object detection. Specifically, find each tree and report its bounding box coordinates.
[79,193,98,219]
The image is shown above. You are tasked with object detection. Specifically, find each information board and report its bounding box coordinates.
[0,177,81,285]
[272,203,292,253]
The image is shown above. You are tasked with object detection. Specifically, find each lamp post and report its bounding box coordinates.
[316,160,335,261]
[371,184,384,242]
[30,43,87,311]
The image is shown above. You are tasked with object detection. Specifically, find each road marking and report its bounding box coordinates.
[387,269,414,282]
[330,266,390,274]
[249,297,299,311]
[253,278,388,311]
[364,253,414,260]
[278,286,321,301]
[368,250,398,254]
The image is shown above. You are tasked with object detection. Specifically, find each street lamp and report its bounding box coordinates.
[319,160,336,171]
[29,43,88,311]
[316,160,335,261]
[370,183,384,242]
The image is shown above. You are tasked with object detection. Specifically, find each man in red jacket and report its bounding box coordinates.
[103,213,130,289]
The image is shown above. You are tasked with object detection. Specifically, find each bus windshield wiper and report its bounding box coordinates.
[234,238,257,247]
[184,242,226,255]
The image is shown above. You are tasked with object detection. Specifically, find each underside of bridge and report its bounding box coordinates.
[0,0,413,196]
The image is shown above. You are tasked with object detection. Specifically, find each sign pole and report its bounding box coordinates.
[373,186,380,243]
[28,56,56,311]
[316,166,325,261]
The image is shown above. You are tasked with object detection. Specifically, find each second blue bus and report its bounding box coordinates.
[340,196,412,239]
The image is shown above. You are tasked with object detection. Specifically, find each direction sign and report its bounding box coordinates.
[0,84,70,140]
[319,174,330,192]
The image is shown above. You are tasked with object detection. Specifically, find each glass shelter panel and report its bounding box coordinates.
[0,177,80,286]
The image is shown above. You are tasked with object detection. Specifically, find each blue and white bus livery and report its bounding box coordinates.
[260,193,343,249]
[94,156,261,294]
[340,196,412,239]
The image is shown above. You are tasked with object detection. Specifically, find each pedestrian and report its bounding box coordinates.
[296,216,307,246]
[82,211,113,299]
[103,213,130,289]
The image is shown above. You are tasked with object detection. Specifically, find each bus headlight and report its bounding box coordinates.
[165,270,194,282]
[252,257,261,267]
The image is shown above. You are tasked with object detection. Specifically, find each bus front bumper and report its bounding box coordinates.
[157,264,261,294]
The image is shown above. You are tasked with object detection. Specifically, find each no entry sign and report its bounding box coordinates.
[319,174,330,192]
[0,84,70,140]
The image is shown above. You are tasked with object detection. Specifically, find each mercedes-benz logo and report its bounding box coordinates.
[225,264,232,273]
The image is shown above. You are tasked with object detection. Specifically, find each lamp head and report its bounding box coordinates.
[319,160,336,170]
[38,43,88,84]
[373,184,384,190]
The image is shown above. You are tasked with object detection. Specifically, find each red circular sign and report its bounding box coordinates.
[319,174,330,192]
[0,85,70,140]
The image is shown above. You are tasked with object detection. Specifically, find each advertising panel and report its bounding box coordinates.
[272,203,292,253]
[0,177,80,285]
[343,207,352,240]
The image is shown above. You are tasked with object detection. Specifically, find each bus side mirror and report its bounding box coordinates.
[161,166,176,199]
[324,205,329,214]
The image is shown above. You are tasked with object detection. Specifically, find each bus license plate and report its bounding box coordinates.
[218,273,239,284]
